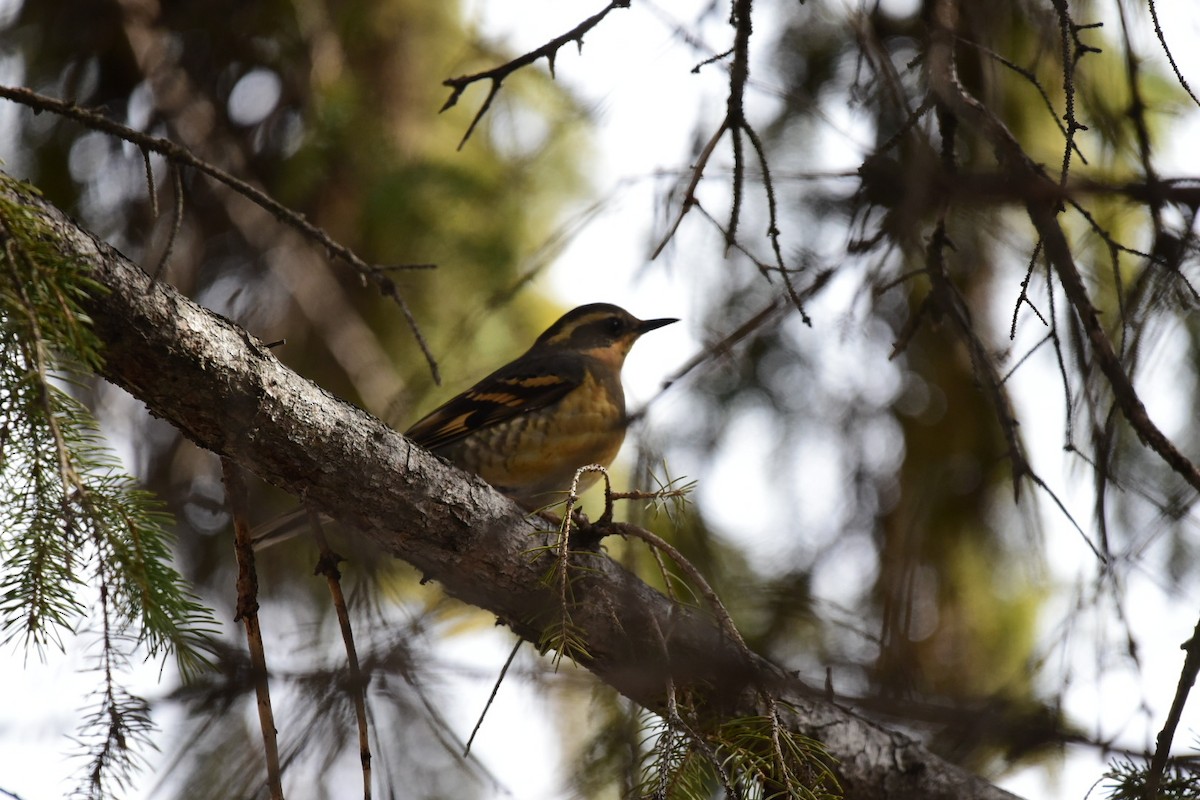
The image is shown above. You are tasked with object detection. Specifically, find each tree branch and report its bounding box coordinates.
[222,458,285,800]
[6,174,1022,800]
[441,0,631,149]
[0,85,441,384]
[1147,618,1200,798]
[926,0,1200,496]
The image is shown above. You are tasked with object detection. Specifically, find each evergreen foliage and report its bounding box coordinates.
[1101,758,1200,800]
[0,177,217,795]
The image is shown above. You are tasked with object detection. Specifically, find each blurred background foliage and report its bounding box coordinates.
[3,0,1199,797]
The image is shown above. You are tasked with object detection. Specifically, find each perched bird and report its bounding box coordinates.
[252,303,676,549]
[405,303,677,509]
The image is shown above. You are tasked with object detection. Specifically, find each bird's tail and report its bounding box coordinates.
[250,506,332,551]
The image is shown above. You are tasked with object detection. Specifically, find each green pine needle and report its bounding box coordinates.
[1,176,219,797]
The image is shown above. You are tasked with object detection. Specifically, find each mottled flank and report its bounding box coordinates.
[405,304,676,508]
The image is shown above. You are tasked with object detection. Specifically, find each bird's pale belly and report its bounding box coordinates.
[436,372,625,508]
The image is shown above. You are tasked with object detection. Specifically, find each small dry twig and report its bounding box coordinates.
[148,164,185,287]
[441,0,631,149]
[308,512,372,800]
[464,638,523,757]
[651,271,832,406]
[1147,0,1200,109]
[222,458,285,800]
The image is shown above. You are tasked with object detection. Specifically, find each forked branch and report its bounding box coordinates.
[926,0,1200,496]
[442,0,631,149]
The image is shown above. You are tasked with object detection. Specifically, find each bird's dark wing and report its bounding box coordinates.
[404,353,584,451]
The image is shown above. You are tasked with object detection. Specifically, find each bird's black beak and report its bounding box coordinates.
[636,317,679,334]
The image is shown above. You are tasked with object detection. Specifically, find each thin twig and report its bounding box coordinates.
[764,695,801,793]
[928,219,1033,498]
[558,470,755,696]
[544,464,612,669]
[637,266,832,419]
[464,638,522,757]
[743,123,809,323]
[1063,198,1155,263]
[1009,239,1048,339]
[148,164,184,287]
[692,46,735,74]
[1145,618,1200,798]
[1029,470,1105,561]
[309,511,372,800]
[647,613,740,799]
[441,0,631,149]
[638,286,830,419]
[955,36,1086,165]
[1044,256,1075,446]
[724,0,752,249]
[141,146,157,218]
[1116,1,1164,247]
[1147,0,1200,109]
[653,0,799,309]
[872,95,935,157]
[1049,0,1097,186]
[658,298,784,392]
[1000,331,1053,385]
[604,522,749,658]
[0,84,441,383]
[650,120,729,260]
[691,203,803,285]
[222,458,285,800]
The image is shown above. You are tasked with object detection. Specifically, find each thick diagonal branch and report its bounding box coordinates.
[5,175,1020,800]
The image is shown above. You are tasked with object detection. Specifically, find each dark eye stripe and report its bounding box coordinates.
[542,313,624,345]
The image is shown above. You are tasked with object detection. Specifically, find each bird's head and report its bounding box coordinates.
[533,303,678,365]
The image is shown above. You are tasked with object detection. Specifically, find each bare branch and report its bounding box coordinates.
[725,0,753,248]
[1009,239,1048,339]
[923,218,1034,500]
[1146,619,1200,797]
[222,458,285,800]
[1146,0,1200,109]
[743,123,810,322]
[955,36,1087,165]
[141,146,158,219]
[441,0,631,149]
[650,120,728,259]
[148,164,184,287]
[652,0,797,277]
[649,275,831,402]
[0,84,442,383]
[1049,0,1098,184]
[927,0,1200,496]
[309,513,373,800]
[464,638,522,757]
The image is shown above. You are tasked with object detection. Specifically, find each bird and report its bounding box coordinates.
[404,303,677,509]
[252,303,676,549]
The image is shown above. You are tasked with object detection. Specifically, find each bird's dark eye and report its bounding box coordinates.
[604,316,625,335]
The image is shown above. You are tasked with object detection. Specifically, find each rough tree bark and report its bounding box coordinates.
[3,174,1022,800]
